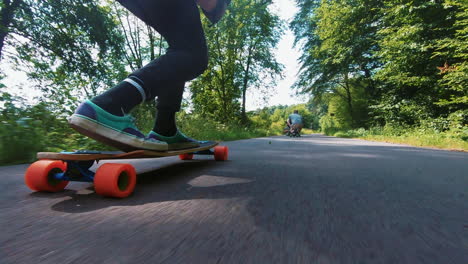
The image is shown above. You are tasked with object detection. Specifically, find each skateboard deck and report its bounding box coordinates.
[37,141,219,161]
[25,141,228,198]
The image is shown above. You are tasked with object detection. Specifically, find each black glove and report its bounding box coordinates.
[202,0,231,25]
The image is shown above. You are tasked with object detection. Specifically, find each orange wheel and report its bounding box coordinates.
[179,153,194,160]
[24,160,69,192]
[214,146,229,161]
[94,163,136,198]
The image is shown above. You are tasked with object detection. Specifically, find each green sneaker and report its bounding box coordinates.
[147,130,200,150]
[68,100,168,152]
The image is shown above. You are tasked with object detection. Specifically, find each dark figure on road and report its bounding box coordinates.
[287,110,303,136]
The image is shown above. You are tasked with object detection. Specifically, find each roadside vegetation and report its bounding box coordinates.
[1,0,466,165]
[291,0,467,152]
[0,93,314,165]
[332,127,467,151]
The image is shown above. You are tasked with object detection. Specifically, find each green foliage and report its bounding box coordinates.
[0,92,41,164]
[4,0,126,111]
[319,115,340,136]
[176,112,271,142]
[291,0,381,130]
[131,101,157,133]
[292,0,467,139]
[306,97,327,130]
[292,0,380,102]
[0,90,316,165]
[332,124,468,151]
[316,77,371,134]
[248,103,314,134]
[0,84,110,165]
[432,0,468,109]
[374,0,460,121]
[108,1,168,70]
[190,0,284,123]
[175,103,316,142]
[1,0,169,152]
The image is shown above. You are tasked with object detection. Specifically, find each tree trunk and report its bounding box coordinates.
[147,25,155,60]
[343,73,355,127]
[158,35,163,57]
[362,65,375,97]
[0,0,22,61]
[241,57,252,122]
[241,43,255,123]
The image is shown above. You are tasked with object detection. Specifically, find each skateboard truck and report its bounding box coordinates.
[53,160,96,182]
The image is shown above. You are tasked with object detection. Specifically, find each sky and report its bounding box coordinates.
[246,0,306,111]
[1,0,306,111]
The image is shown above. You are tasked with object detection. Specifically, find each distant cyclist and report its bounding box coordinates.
[287,110,303,135]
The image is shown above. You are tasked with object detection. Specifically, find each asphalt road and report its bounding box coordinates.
[1,134,467,264]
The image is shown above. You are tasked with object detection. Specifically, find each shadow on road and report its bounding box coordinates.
[44,159,253,214]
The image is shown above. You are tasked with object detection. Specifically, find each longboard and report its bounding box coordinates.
[38,141,221,160]
[24,141,228,198]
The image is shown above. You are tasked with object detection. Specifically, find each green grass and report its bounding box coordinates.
[301,128,314,135]
[331,127,468,152]
[361,134,468,151]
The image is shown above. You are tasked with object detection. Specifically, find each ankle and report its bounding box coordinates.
[91,77,145,116]
[153,128,177,137]
[154,108,177,137]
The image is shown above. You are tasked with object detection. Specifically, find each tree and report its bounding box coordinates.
[0,0,23,60]
[290,0,321,96]
[293,0,466,129]
[190,0,283,123]
[291,0,381,127]
[2,0,126,112]
[109,1,167,71]
[433,0,468,111]
[235,0,283,121]
[375,0,461,125]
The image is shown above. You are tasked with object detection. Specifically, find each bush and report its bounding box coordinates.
[176,112,272,141]
[0,118,45,164]
[447,110,467,131]
[0,95,110,165]
[319,115,340,135]
[333,128,367,138]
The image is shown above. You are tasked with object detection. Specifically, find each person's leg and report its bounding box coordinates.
[97,0,207,118]
[121,0,208,149]
[69,0,206,151]
[290,124,302,133]
[91,76,146,116]
[295,124,303,133]
[128,0,207,134]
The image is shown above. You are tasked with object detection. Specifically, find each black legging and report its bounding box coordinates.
[117,0,208,112]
